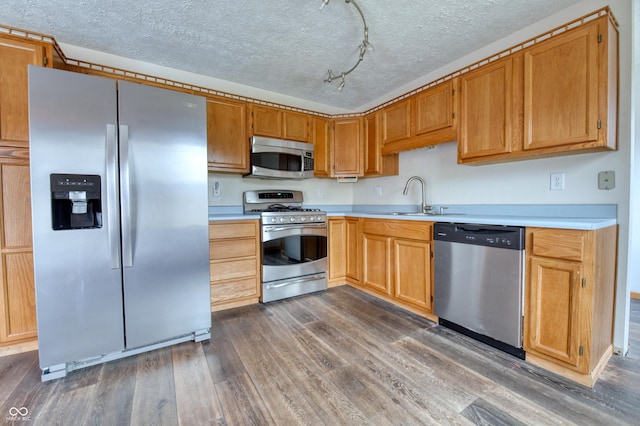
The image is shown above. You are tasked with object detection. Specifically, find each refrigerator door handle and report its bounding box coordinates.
[106,124,121,269]
[119,124,133,268]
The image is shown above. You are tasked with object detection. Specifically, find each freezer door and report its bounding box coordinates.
[117,82,211,349]
[28,67,125,368]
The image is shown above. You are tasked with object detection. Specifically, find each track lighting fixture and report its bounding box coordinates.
[320,0,372,91]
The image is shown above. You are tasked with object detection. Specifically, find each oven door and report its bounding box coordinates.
[261,223,327,284]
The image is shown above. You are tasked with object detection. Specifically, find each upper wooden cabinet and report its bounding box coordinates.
[458,56,517,161]
[332,117,363,176]
[313,117,331,178]
[523,17,615,152]
[250,104,311,142]
[381,79,459,155]
[0,35,52,145]
[206,97,249,173]
[459,15,617,163]
[364,112,398,177]
[381,99,411,145]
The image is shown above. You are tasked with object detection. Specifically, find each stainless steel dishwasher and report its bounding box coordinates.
[433,223,525,359]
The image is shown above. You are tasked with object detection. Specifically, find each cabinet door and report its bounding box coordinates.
[393,239,431,311]
[345,218,360,283]
[313,117,331,177]
[0,162,36,343]
[283,111,310,142]
[332,118,362,176]
[459,57,513,159]
[0,37,46,144]
[414,80,454,136]
[251,105,282,138]
[523,23,599,150]
[364,112,398,177]
[525,256,584,371]
[207,97,248,173]
[362,234,391,295]
[328,218,346,281]
[382,99,411,144]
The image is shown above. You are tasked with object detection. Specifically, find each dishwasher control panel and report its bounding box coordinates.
[434,223,524,250]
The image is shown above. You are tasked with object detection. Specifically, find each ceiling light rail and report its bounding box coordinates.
[320,0,373,91]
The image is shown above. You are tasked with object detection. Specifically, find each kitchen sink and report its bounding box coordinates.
[372,212,464,216]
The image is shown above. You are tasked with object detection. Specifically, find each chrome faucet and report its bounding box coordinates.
[402,176,432,213]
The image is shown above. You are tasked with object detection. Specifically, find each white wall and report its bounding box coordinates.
[629,0,640,297]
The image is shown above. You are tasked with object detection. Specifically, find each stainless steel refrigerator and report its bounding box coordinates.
[28,67,211,381]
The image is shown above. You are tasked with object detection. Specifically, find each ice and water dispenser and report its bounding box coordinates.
[50,174,102,230]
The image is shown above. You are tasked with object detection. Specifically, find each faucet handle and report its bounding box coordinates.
[438,206,448,215]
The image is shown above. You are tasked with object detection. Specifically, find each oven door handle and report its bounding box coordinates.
[264,274,326,290]
[263,223,327,233]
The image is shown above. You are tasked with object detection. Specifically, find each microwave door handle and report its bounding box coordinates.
[251,145,302,156]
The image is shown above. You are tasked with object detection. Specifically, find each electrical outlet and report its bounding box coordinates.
[213,181,221,197]
[317,188,324,198]
[374,186,383,197]
[550,173,565,191]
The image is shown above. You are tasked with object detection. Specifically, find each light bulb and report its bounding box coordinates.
[320,0,329,10]
[337,79,345,91]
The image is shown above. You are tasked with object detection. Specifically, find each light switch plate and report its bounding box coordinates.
[598,171,615,190]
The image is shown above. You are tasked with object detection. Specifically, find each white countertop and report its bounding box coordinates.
[208,204,617,231]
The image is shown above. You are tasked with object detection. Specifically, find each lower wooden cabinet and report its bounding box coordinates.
[328,217,360,286]
[360,219,433,316]
[0,159,37,345]
[209,220,261,311]
[524,226,617,387]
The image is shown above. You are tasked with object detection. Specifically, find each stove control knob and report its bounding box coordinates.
[300,216,306,222]
[290,216,296,222]
[271,217,277,223]
[279,217,286,223]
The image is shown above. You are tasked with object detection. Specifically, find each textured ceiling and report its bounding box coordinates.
[1,0,581,111]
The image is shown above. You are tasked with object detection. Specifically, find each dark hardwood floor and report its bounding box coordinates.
[1,286,639,425]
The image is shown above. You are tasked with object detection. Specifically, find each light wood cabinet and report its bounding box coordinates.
[364,112,398,177]
[458,56,517,161]
[206,97,249,173]
[524,226,617,387]
[209,220,261,311]
[523,16,616,152]
[0,35,53,346]
[332,117,363,176]
[313,117,331,178]
[360,219,433,315]
[381,79,458,155]
[250,104,311,142]
[459,15,617,164]
[381,99,411,145]
[328,217,360,286]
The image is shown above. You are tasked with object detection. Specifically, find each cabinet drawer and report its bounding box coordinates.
[211,277,258,304]
[209,221,257,239]
[211,258,257,282]
[530,228,584,261]
[362,219,432,240]
[210,238,256,260]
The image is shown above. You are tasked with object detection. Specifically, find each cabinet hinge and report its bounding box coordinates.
[598,33,603,43]
[43,56,48,66]
[597,120,602,129]
[579,345,584,356]
[582,277,587,288]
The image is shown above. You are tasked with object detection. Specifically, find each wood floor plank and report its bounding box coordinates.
[0,351,38,407]
[461,397,528,426]
[215,373,274,425]
[83,355,137,426]
[130,347,179,426]
[201,320,248,385]
[172,342,222,425]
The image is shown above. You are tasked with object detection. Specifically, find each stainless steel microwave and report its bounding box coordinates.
[245,136,314,179]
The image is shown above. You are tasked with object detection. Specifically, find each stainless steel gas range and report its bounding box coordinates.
[243,190,328,302]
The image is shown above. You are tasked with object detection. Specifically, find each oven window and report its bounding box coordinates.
[252,152,301,172]
[263,235,327,265]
